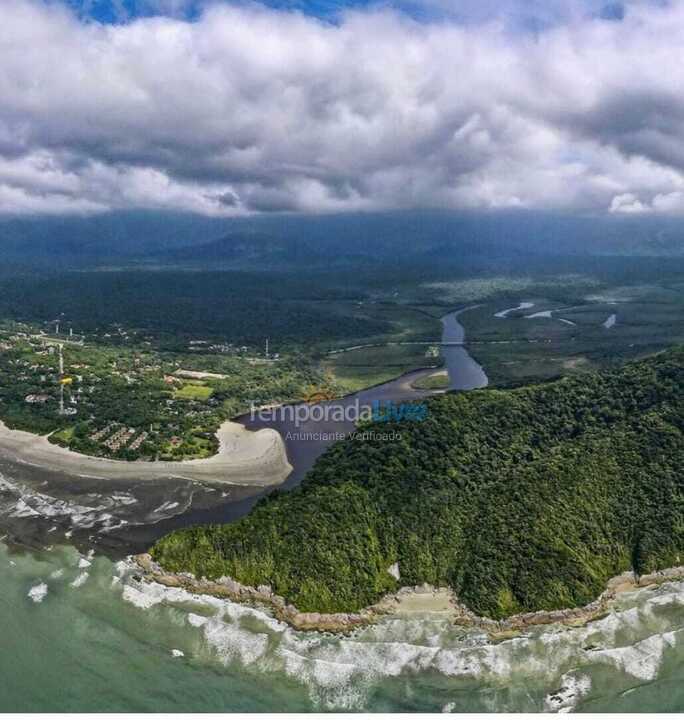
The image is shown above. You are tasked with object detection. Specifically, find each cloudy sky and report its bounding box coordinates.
[1,0,683,216]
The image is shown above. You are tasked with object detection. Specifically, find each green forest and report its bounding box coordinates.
[0,271,390,351]
[152,347,684,619]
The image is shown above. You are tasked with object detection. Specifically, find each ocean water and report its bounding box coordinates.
[3,541,684,712]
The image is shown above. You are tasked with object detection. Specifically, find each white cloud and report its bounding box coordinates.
[609,192,650,213]
[652,190,684,212]
[2,0,684,215]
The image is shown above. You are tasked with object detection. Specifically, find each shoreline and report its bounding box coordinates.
[133,554,684,636]
[0,305,473,489]
[0,419,292,486]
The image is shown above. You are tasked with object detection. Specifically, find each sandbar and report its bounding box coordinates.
[0,419,292,486]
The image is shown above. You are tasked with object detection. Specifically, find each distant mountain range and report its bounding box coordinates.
[1,210,683,275]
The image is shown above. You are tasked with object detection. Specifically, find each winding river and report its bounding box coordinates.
[120,308,488,544]
[244,307,487,487]
[441,307,489,390]
[1,310,677,712]
[243,309,486,485]
[0,309,486,553]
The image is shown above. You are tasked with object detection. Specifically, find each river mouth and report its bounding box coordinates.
[0,309,487,555]
[2,322,682,711]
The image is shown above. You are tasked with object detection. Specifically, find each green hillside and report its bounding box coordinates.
[151,348,683,619]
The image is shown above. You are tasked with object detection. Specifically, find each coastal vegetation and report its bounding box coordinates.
[0,246,683,463]
[152,348,684,619]
[0,328,327,460]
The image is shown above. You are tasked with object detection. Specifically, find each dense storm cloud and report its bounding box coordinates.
[2,0,684,215]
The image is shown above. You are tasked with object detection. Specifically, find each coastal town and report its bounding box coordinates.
[0,321,326,461]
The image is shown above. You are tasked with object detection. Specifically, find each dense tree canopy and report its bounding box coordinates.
[152,348,684,618]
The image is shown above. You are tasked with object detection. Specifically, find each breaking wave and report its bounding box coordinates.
[115,559,684,711]
[28,581,48,603]
[0,468,195,538]
[0,472,129,532]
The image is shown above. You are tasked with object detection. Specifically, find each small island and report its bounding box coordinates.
[151,348,684,622]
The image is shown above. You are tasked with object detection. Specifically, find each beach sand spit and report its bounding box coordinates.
[0,420,292,486]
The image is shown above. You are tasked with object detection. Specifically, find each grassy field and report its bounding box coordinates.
[422,274,599,304]
[313,301,443,353]
[51,426,75,443]
[173,383,214,401]
[324,342,441,393]
[312,300,445,391]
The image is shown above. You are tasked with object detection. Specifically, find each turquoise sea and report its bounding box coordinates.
[3,541,684,712]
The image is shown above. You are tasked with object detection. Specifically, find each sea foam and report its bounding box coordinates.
[28,582,48,603]
[115,559,684,711]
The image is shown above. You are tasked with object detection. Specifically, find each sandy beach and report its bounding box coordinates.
[0,419,292,486]
[134,552,684,636]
